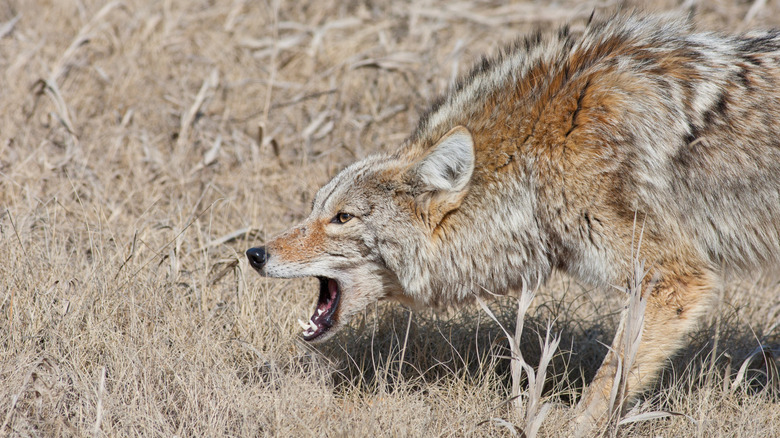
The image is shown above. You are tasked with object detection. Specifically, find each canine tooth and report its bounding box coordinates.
[298,319,309,330]
[317,308,324,316]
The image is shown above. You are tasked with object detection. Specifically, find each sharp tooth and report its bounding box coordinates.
[317,308,324,316]
[297,319,309,330]
[308,320,318,330]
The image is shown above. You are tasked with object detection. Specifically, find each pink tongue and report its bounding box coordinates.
[314,280,338,318]
[328,279,338,300]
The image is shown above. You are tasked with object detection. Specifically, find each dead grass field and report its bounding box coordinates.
[1,0,779,436]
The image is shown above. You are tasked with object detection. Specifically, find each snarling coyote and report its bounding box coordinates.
[247,12,780,428]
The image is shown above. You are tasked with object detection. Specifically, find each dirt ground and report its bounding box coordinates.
[1,0,779,436]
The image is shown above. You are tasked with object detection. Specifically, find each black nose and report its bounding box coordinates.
[246,246,268,270]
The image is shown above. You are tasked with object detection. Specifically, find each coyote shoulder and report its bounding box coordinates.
[247,13,780,428]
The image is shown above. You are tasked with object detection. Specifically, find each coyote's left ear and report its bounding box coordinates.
[409,126,475,228]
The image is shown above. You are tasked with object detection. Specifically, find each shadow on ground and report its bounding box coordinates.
[311,288,779,407]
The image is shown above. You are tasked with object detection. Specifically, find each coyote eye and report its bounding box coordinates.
[332,212,354,224]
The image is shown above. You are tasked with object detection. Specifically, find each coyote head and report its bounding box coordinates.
[246,127,475,342]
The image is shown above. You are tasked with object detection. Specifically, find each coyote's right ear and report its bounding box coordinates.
[408,126,475,228]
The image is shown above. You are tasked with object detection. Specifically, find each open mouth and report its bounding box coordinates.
[297,277,340,341]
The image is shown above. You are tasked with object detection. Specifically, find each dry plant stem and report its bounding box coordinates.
[93,366,106,438]
[178,69,219,150]
[610,259,649,421]
[513,290,535,411]
[40,2,125,145]
[526,325,560,438]
[0,14,21,39]
[476,289,558,438]
[397,308,413,383]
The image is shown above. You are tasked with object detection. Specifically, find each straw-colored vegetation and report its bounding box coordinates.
[1,0,778,436]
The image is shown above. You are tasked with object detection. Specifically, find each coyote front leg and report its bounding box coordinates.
[575,262,718,432]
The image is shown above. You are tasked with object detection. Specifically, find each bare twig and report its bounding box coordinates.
[93,367,106,438]
[113,230,138,280]
[0,14,21,39]
[178,69,219,149]
[209,259,239,286]
[397,308,413,382]
[744,0,767,25]
[198,226,259,251]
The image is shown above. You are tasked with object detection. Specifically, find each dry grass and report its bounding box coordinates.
[1,0,779,436]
